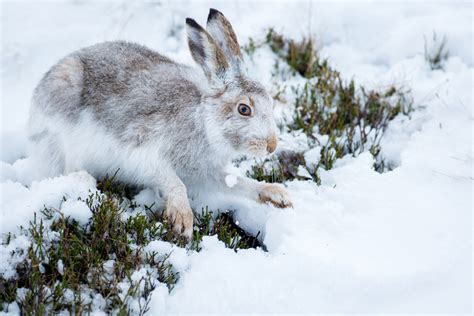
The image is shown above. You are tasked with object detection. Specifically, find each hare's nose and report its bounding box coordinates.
[266,135,277,153]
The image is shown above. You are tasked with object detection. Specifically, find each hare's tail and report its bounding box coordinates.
[27,128,65,180]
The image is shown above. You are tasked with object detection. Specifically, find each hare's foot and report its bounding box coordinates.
[258,183,293,208]
[165,188,193,239]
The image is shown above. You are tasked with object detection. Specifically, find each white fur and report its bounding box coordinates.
[28,11,292,239]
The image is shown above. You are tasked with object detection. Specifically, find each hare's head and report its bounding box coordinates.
[186,9,277,158]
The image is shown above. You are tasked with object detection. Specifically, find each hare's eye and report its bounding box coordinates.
[238,103,251,116]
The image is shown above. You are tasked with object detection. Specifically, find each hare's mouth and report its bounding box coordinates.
[247,139,269,157]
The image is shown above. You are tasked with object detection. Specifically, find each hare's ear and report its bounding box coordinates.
[206,9,243,71]
[186,18,229,84]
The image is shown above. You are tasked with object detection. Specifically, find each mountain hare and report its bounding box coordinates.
[28,9,292,238]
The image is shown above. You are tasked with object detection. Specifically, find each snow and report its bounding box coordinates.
[224,174,238,188]
[0,234,30,280]
[0,171,96,233]
[145,240,189,273]
[297,164,312,179]
[304,146,321,166]
[60,199,91,225]
[57,259,64,276]
[1,0,472,314]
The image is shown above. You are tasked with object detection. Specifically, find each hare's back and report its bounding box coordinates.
[33,41,174,115]
[77,41,173,78]
[76,41,175,105]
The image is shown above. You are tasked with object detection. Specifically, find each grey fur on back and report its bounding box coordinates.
[32,41,214,175]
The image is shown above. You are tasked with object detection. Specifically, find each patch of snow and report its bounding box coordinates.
[57,259,64,276]
[0,171,96,234]
[60,199,91,225]
[304,146,321,167]
[145,240,189,273]
[224,174,237,188]
[296,165,312,179]
[62,288,74,304]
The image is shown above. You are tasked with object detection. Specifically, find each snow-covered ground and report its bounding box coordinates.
[1,0,472,314]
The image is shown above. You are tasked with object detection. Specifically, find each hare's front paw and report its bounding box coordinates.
[258,183,293,209]
[165,190,194,239]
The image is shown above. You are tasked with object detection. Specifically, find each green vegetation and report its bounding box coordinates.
[246,29,413,183]
[0,175,263,314]
[266,28,325,79]
[0,194,175,314]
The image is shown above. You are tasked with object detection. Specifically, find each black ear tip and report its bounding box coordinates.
[208,8,222,21]
[186,18,201,29]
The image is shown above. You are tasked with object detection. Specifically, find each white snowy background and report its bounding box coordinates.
[1,0,472,314]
